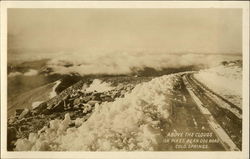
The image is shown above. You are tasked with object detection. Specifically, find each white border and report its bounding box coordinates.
[1,1,249,159]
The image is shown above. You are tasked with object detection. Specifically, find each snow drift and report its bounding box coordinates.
[15,74,182,151]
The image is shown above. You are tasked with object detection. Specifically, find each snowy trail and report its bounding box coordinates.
[163,78,225,151]
[183,73,242,150]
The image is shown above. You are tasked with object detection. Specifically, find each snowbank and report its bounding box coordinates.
[15,74,182,151]
[194,64,242,107]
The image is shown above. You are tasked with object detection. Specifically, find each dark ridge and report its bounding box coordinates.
[55,75,83,94]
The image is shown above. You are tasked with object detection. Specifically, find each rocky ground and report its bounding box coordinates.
[7,76,153,151]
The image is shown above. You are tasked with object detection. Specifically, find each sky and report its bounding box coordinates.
[7,8,242,75]
[8,8,242,54]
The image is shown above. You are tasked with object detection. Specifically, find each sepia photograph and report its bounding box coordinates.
[1,1,249,159]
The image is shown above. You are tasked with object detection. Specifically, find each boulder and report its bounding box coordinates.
[19,125,29,131]
[62,94,70,101]
[73,98,81,106]
[18,108,30,120]
[8,116,16,124]
[33,102,47,115]
[82,104,92,113]
[73,105,80,109]
[81,96,92,103]
[15,109,24,117]
[117,84,124,90]
[7,127,17,151]
[91,92,102,100]
[100,94,107,98]
[120,90,126,95]
[41,109,51,115]
[87,100,101,107]
[52,100,65,112]
[101,96,113,102]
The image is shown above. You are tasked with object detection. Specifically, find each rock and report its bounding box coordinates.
[121,90,126,94]
[33,102,47,115]
[69,122,75,127]
[111,92,119,99]
[85,92,92,96]
[73,98,81,106]
[19,125,29,131]
[62,94,70,101]
[81,96,92,103]
[117,84,124,90]
[52,100,64,112]
[91,92,102,100]
[87,100,101,107]
[49,114,57,119]
[101,96,113,102]
[15,109,24,117]
[18,108,30,120]
[68,98,75,105]
[73,105,80,109]
[8,116,16,124]
[41,109,51,115]
[82,104,92,113]
[100,94,107,98]
[37,142,51,151]
[7,127,17,151]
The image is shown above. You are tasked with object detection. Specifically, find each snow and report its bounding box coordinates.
[85,79,114,92]
[31,101,44,109]
[183,75,239,151]
[15,74,182,151]
[194,64,242,108]
[49,80,61,99]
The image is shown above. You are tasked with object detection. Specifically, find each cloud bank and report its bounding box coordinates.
[8,69,38,77]
[8,51,241,76]
[44,52,241,75]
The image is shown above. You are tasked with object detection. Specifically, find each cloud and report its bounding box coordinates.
[8,72,23,77]
[45,52,241,76]
[8,69,38,77]
[7,51,242,76]
[23,69,38,76]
